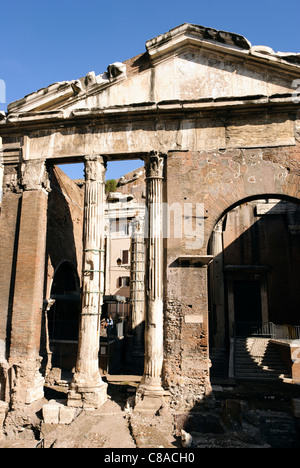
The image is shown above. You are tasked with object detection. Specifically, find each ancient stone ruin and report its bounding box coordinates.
[0,23,300,447]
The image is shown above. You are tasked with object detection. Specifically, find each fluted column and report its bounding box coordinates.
[135,152,168,412]
[68,155,107,409]
[130,217,145,354]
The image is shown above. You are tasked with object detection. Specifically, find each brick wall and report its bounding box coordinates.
[0,191,22,361]
[9,190,48,360]
[164,139,300,407]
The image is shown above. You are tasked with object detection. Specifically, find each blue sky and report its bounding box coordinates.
[1,0,299,180]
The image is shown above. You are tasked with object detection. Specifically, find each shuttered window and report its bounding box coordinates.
[122,250,129,264]
[118,276,130,287]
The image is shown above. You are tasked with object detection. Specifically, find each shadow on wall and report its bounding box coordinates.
[46,165,83,272]
[41,165,83,375]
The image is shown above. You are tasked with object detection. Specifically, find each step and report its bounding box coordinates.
[234,372,290,380]
[235,366,287,374]
[235,360,286,368]
[234,337,290,380]
[234,372,289,379]
[235,366,288,374]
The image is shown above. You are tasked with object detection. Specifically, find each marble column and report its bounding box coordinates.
[135,152,168,412]
[68,155,107,409]
[130,217,145,354]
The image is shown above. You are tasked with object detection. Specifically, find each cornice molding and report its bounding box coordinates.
[1,94,299,133]
[145,23,251,64]
[145,23,300,72]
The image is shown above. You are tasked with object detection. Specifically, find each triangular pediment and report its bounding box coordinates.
[7,23,300,115]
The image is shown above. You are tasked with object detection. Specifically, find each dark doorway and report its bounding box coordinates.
[233,280,262,324]
[48,261,80,372]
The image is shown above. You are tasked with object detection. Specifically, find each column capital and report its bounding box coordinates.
[143,151,166,180]
[21,159,51,193]
[83,155,107,182]
[2,164,22,194]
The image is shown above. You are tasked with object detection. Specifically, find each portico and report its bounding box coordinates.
[0,23,299,413]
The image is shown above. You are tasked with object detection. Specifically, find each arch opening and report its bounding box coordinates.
[47,261,80,374]
[208,195,300,382]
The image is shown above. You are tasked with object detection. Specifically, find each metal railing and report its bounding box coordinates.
[230,322,300,380]
[234,322,300,339]
[294,326,300,339]
[234,322,276,338]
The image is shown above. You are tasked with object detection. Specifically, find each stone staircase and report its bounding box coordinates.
[210,348,229,380]
[234,337,291,380]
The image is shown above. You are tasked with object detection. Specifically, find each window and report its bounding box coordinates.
[110,220,130,238]
[123,222,130,236]
[118,276,130,287]
[122,249,129,265]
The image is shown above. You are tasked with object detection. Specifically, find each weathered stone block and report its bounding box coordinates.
[42,399,76,425]
[42,400,63,425]
[46,367,61,385]
[59,405,76,425]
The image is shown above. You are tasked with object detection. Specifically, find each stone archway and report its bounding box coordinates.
[208,195,300,381]
[46,261,80,377]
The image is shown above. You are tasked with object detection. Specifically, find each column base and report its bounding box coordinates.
[8,358,45,406]
[68,380,108,409]
[134,380,170,414]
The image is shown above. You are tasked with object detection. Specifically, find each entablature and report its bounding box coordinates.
[1,93,299,129]
[0,94,299,166]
